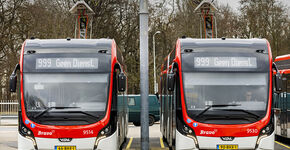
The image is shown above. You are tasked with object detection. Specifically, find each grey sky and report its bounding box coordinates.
[218,0,290,12]
[218,0,240,11]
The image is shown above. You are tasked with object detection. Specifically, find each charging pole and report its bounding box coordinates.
[70,0,94,39]
[139,0,149,149]
[194,0,218,38]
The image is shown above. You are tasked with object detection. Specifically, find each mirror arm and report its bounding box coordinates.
[272,62,279,75]
[114,63,123,72]
[12,64,20,75]
[169,62,177,74]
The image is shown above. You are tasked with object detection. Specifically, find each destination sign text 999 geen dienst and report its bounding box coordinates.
[194,57,257,68]
[36,58,98,69]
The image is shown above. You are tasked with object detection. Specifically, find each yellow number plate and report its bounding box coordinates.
[217,145,238,149]
[55,146,76,150]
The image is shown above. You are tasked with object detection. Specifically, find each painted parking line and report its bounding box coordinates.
[126,137,133,149]
[159,137,165,148]
[275,141,290,149]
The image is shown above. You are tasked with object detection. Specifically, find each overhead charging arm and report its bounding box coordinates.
[11,64,20,75]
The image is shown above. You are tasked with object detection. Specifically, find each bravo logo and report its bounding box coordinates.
[200,129,217,135]
[38,130,54,136]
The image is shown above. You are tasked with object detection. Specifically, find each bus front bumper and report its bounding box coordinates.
[175,129,274,150]
[18,133,35,150]
[18,130,118,150]
[176,129,198,150]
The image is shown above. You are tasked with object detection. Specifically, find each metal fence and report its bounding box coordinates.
[0,100,18,116]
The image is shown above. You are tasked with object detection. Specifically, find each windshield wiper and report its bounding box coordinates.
[65,111,100,120]
[33,107,80,119]
[217,109,260,119]
[194,104,241,119]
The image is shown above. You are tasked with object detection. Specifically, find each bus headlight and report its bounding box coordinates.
[94,125,112,149]
[100,126,111,136]
[260,125,273,135]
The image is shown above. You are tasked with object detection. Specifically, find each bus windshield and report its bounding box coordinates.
[183,72,268,123]
[24,73,109,125]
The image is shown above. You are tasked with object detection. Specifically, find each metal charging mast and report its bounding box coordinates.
[70,0,95,39]
[194,0,218,38]
[139,0,149,149]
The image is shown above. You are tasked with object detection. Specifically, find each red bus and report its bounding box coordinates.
[10,39,128,150]
[159,38,281,150]
[274,54,290,139]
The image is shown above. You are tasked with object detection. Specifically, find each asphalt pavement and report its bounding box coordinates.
[0,126,18,150]
[123,124,169,150]
[122,124,290,150]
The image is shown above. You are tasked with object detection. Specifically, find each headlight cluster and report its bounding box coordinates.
[99,126,111,136]
[260,123,274,136]
[21,126,33,136]
[177,117,199,148]
[94,125,112,149]
[256,112,274,147]
[19,115,38,150]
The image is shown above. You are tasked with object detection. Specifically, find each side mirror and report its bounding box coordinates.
[10,64,20,93]
[10,73,17,92]
[118,72,126,92]
[275,73,283,92]
[167,73,175,91]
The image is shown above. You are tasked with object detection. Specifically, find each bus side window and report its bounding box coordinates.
[128,97,135,106]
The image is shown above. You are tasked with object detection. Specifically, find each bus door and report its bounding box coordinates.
[280,75,288,137]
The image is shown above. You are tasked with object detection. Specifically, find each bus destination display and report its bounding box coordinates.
[194,57,257,68]
[36,58,98,69]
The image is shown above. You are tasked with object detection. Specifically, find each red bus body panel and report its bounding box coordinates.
[275,54,290,62]
[19,40,118,138]
[174,39,273,137]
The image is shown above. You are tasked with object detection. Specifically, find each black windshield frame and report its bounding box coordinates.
[180,51,271,124]
[23,72,111,126]
[182,71,270,124]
